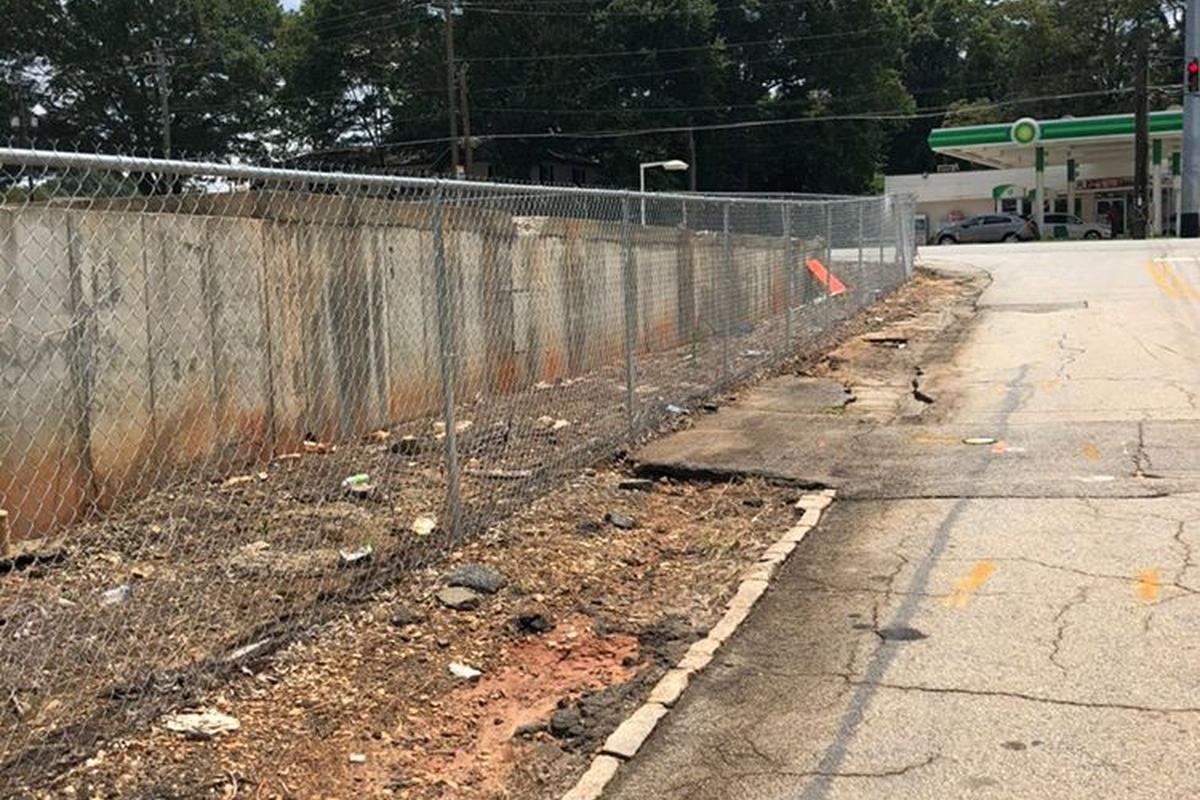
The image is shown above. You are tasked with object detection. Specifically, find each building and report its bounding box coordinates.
[885,110,1182,240]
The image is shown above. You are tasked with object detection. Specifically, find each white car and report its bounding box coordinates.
[1042,213,1112,240]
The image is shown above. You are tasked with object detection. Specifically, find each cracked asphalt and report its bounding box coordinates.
[610,241,1200,799]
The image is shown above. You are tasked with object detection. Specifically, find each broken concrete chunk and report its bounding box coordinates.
[100,584,131,606]
[436,586,482,611]
[411,516,437,536]
[448,661,482,680]
[605,512,636,530]
[163,710,241,739]
[338,545,373,567]
[446,563,508,594]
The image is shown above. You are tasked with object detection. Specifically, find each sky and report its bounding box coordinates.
[280,0,300,10]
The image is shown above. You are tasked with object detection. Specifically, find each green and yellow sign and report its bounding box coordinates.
[1010,117,1040,145]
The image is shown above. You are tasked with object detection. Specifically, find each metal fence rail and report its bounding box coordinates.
[0,146,915,790]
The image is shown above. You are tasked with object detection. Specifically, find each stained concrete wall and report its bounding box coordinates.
[0,193,821,539]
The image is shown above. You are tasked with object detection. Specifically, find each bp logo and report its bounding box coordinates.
[1010,117,1040,145]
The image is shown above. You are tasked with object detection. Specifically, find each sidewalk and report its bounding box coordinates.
[602,245,1200,799]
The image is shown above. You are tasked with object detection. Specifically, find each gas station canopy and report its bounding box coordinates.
[927,110,1183,169]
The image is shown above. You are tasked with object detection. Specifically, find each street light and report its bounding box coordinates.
[639,159,689,225]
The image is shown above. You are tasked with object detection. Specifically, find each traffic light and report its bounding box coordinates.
[1188,58,1199,93]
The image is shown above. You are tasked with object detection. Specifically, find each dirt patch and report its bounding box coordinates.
[38,472,799,800]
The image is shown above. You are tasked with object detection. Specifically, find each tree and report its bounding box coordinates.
[29,0,282,158]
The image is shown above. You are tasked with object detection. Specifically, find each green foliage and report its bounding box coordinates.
[2,0,1185,190]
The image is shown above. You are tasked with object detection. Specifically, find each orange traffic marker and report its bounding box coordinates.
[805,257,847,295]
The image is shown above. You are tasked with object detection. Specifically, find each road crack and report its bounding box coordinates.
[1048,586,1089,674]
[859,680,1200,714]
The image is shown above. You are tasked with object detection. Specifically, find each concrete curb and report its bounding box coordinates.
[558,489,836,800]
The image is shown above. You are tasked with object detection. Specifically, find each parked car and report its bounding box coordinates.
[936,213,1039,244]
[1041,213,1112,240]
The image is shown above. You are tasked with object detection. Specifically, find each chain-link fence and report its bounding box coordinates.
[0,146,914,792]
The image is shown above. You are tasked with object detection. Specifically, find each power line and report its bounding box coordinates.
[304,85,1180,155]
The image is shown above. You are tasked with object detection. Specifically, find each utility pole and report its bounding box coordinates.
[458,63,472,177]
[145,39,173,158]
[1132,22,1149,239]
[442,0,460,177]
[1182,0,1200,237]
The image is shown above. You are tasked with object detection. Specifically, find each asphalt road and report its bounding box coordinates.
[606,240,1200,799]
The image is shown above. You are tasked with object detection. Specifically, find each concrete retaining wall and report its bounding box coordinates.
[0,193,821,539]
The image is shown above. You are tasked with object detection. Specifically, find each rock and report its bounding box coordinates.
[411,516,437,536]
[100,584,131,606]
[513,612,555,635]
[618,479,655,492]
[513,722,548,739]
[550,707,585,739]
[163,710,240,739]
[338,545,373,567]
[446,563,508,594]
[665,404,689,415]
[390,435,425,456]
[348,753,368,764]
[605,512,636,530]
[390,607,425,628]
[448,661,482,680]
[436,586,482,611]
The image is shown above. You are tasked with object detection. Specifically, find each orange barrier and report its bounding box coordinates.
[805,257,847,295]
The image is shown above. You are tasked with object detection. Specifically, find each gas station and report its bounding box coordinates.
[886,110,1185,240]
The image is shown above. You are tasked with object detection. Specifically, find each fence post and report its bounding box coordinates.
[621,194,638,433]
[824,203,834,299]
[721,201,732,380]
[431,185,462,539]
[781,204,793,350]
[857,202,865,273]
[879,197,886,267]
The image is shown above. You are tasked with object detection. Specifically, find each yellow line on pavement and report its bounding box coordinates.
[1164,262,1200,299]
[945,560,996,608]
[1146,261,1180,299]
[1135,568,1160,603]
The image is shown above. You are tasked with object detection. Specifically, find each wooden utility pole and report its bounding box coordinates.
[1133,21,1150,239]
[442,0,460,176]
[145,39,173,158]
[459,63,473,176]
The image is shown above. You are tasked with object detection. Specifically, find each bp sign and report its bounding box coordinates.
[1010,117,1040,145]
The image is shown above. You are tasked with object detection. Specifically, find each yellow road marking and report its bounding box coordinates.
[1081,443,1101,461]
[946,560,997,608]
[1165,262,1200,299]
[1147,261,1180,299]
[1135,569,1160,603]
[1149,259,1200,300]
